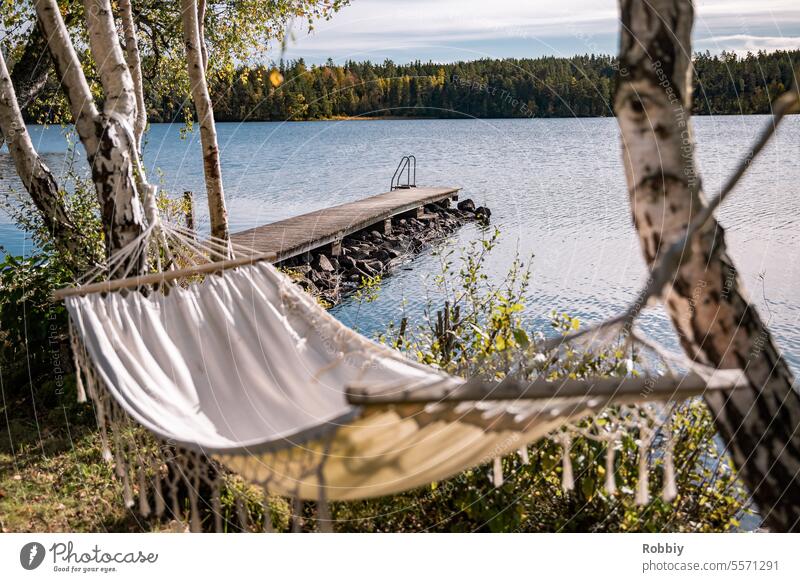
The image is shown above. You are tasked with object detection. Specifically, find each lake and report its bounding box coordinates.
[2,117,799,369]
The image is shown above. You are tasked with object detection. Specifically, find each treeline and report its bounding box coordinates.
[30,51,800,123]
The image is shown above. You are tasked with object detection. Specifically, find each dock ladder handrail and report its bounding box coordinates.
[390,155,416,191]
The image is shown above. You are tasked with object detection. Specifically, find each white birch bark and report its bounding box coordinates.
[119,0,148,151]
[82,0,136,121]
[34,0,100,155]
[35,0,146,274]
[615,0,800,531]
[197,0,209,71]
[181,0,230,245]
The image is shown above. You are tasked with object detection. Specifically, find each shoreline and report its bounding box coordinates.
[22,112,792,128]
[176,111,795,124]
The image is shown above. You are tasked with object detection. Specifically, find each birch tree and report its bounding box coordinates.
[34,0,147,275]
[119,0,147,153]
[615,0,800,531]
[181,0,229,246]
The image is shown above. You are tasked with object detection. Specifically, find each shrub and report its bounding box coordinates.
[331,231,749,532]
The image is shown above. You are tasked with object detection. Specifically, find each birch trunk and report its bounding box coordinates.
[0,49,84,259]
[119,0,147,151]
[36,0,146,275]
[181,0,230,245]
[615,0,800,531]
[197,0,209,71]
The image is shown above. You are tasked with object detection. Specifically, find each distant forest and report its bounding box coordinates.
[28,51,800,123]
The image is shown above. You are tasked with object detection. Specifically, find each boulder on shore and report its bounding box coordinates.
[316,253,335,272]
[457,199,476,212]
[475,206,492,222]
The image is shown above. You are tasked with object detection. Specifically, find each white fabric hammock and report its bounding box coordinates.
[66,256,647,501]
[59,211,744,522]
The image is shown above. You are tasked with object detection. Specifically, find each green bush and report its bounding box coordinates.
[331,231,750,532]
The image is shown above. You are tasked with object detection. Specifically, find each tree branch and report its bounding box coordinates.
[82,0,136,122]
[119,0,148,151]
[34,0,101,155]
[197,0,208,71]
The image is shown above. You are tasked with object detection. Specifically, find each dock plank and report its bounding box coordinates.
[231,187,460,262]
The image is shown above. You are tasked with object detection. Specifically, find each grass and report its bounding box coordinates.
[0,373,292,533]
[0,373,162,532]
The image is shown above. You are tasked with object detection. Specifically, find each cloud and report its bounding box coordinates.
[696,34,800,54]
[282,0,800,63]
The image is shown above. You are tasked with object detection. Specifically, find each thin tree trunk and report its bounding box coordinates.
[181,0,230,246]
[197,0,209,71]
[34,0,100,154]
[0,49,85,260]
[119,0,147,152]
[615,0,800,531]
[36,0,146,275]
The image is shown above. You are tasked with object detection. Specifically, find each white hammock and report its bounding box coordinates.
[60,221,734,517]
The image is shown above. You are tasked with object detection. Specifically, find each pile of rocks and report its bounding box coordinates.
[279,198,491,306]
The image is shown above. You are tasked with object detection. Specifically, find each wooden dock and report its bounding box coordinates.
[231,186,460,262]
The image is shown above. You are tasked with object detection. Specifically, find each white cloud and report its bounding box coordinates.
[696,34,800,54]
[283,0,800,63]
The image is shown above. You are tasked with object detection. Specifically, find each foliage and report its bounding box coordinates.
[5,0,350,125]
[63,49,800,123]
[332,231,750,532]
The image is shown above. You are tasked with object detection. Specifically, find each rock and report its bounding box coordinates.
[366,259,383,273]
[295,276,320,296]
[475,206,492,221]
[274,197,492,309]
[457,199,476,212]
[289,264,311,275]
[316,253,335,272]
[356,260,377,276]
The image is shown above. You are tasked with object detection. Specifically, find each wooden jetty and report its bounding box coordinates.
[230,186,460,262]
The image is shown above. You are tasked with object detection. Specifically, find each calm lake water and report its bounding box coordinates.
[2,117,799,370]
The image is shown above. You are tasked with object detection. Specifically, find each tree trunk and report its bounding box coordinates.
[615,0,800,531]
[197,0,209,71]
[119,0,148,152]
[0,49,85,260]
[181,0,230,246]
[36,0,146,275]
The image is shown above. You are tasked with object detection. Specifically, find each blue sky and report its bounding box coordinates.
[283,0,800,64]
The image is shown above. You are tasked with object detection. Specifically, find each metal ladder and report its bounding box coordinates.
[390,155,416,191]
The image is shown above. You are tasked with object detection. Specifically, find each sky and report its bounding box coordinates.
[282,0,800,64]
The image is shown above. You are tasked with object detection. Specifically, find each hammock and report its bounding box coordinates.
[58,219,738,528]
